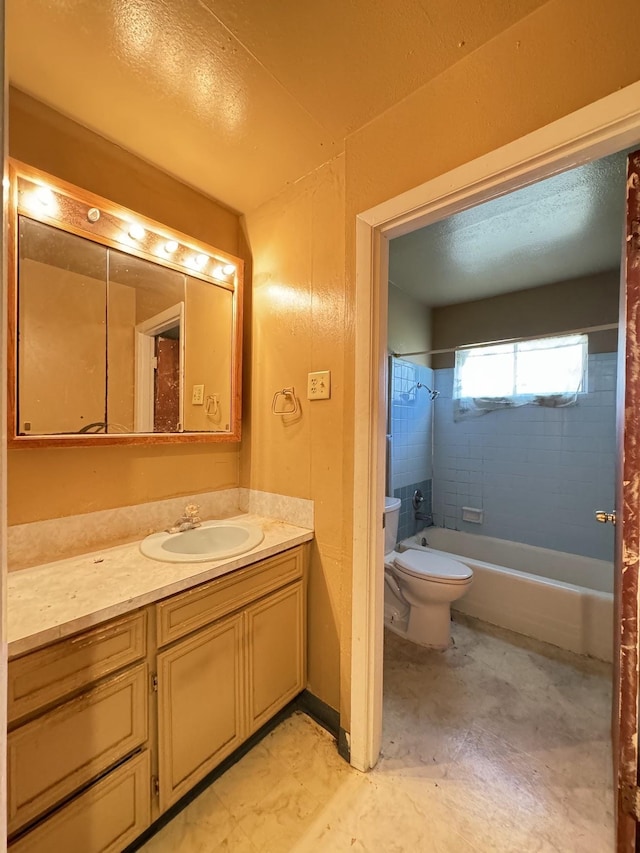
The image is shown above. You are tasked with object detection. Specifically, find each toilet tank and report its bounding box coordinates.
[384,497,401,554]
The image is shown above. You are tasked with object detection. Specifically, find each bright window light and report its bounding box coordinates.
[454,334,588,399]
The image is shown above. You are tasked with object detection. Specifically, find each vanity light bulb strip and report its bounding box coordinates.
[17,174,238,286]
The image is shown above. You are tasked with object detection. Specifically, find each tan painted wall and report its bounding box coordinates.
[10,89,240,250]
[18,260,106,434]
[107,282,136,431]
[183,279,233,432]
[431,271,620,368]
[8,89,243,525]
[345,1,640,216]
[132,274,184,326]
[242,155,346,711]
[388,283,431,367]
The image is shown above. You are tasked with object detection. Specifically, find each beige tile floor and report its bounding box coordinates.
[140,616,614,852]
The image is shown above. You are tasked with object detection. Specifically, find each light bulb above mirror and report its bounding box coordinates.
[128,223,146,240]
[35,186,54,207]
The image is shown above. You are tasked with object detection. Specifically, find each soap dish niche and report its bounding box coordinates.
[461,506,483,524]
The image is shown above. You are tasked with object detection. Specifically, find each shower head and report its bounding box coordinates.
[416,382,440,401]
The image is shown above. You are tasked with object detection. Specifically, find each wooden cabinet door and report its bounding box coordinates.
[157,612,245,811]
[246,583,305,734]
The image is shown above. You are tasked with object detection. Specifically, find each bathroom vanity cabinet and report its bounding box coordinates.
[7,544,307,852]
[155,547,305,811]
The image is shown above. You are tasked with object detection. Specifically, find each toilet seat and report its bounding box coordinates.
[393,549,472,584]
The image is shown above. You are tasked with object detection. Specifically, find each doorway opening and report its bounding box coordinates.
[134,302,185,432]
[350,82,640,849]
[385,149,625,641]
[379,148,625,846]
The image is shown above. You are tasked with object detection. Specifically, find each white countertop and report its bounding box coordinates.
[8,513,314,658]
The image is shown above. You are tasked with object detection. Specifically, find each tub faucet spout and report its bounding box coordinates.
[415,511,433,524]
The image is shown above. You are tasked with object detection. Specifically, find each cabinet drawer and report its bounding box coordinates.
[9,611,147,724]
[246,582,306,734]
[8,664,148,836]
[157,546,304,647]
[9,751,151,853]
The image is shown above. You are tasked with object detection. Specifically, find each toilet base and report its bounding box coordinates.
[384,601,409,634]
[383,602,453,649]
[383,562,468,650]
[405,601,453,649]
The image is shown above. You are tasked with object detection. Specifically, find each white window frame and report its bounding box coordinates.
[453,333,588,401]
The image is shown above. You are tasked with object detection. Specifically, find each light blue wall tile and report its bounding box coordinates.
[392,352,615,560]
[430,352,616,560]
[389,358,434,492]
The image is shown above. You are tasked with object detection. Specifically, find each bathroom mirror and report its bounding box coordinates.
[8,161,243,446]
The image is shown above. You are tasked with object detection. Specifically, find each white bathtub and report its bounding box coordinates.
[399,527,614,662]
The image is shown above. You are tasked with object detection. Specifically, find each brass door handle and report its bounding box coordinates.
[595,510,616,525]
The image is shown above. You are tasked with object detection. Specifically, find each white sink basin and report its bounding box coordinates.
[140,520,264,563]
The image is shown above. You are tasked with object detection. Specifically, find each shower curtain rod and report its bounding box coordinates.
[391,322,619,359]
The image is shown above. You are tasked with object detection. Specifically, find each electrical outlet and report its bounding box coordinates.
[192,384,205,405]
[307,370,331,400]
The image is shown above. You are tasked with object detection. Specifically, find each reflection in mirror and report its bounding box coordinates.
[11,163,243,445]
[184,275,233,433]
[107,251,185,434]
[18,218,107,435]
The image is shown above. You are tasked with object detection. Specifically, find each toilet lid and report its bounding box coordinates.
[394,550,473,582]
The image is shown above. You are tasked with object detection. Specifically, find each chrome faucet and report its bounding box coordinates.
[167,504,202,533]
[412,488,432,524]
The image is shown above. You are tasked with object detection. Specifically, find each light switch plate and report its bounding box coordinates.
[307,370,331,400]
[192,384,205,405]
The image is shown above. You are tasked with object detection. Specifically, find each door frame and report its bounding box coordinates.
[351,80,640,773]
[134,302,185,432]
[0,1,8,847]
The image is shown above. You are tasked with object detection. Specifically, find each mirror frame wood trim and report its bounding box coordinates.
[7,159,243,448]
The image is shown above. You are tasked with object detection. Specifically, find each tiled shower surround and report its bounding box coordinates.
[431,352,616,561]
[389,358,434,542]
[393,480,433,544]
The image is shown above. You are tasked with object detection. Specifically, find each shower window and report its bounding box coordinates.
[453,334,587,418]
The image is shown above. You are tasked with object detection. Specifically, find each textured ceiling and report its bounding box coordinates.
[7,0,546,213]
[389,150,628,307]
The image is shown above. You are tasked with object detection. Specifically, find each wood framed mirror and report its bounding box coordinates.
[7,160,243,447]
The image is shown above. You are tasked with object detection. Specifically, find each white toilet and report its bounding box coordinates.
[383,496,473,649]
